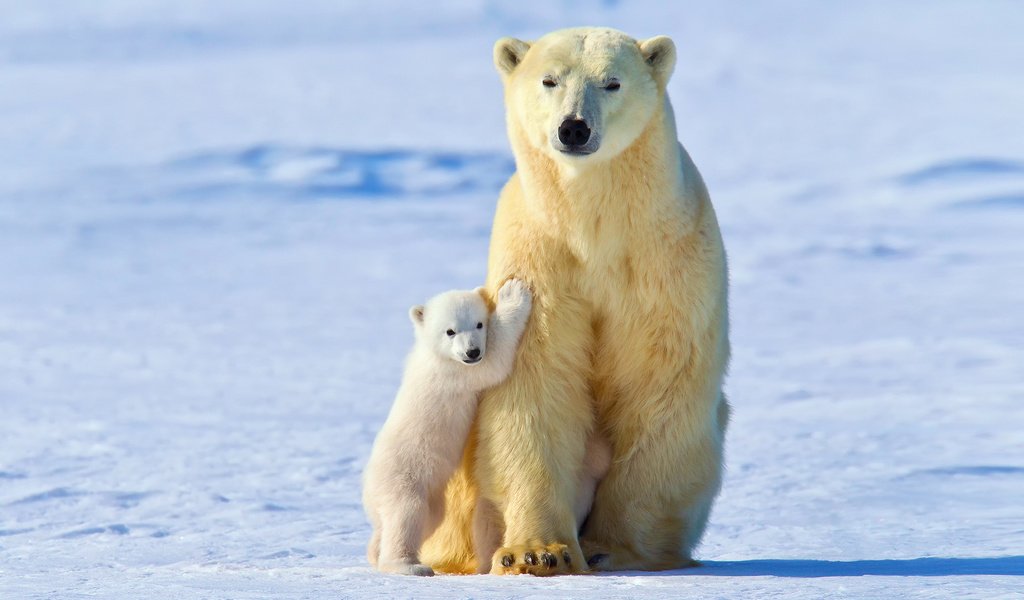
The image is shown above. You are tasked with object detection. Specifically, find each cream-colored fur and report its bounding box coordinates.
[471,431,612,574]
[363,280,532,576]
[421,27,730,575]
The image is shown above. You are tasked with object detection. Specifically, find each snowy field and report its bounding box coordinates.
[2,1,1023,598]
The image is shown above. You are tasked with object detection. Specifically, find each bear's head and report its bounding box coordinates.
[409,288,491,365]
[494,27,675,165]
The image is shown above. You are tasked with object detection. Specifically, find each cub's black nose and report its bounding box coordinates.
[558,119,591,146]
[466,348,481,360]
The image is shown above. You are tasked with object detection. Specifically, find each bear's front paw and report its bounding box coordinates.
[497,278,532,312]
[490,541,584,576]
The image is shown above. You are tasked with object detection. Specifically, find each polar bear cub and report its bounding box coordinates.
[363,279,532,576]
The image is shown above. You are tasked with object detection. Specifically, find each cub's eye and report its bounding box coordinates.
[476,322,483,329]
[446,329,455,337]
[604,81,621,91]
[542,78,557,88]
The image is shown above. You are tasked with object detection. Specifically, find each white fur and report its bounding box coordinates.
[363,280,532,576]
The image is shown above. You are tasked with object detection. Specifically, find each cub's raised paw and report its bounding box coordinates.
[497,278,532,309]
[490,542,584,576]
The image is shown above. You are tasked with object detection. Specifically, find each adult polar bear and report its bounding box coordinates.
[421,27,730,575]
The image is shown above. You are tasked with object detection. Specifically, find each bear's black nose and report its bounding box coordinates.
[558,119,591,147]
[466,348,481,360]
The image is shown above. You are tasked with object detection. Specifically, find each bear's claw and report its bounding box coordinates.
[491,542,584,576]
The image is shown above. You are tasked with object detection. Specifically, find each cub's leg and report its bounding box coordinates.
[367,526,381,567]
[472,497,503,574]
[376,494,435,576]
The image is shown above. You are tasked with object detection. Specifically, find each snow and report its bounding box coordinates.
[1,1,1022,598]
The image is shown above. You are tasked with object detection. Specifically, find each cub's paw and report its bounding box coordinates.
[378,561,434,577]
[490,542,584,576]
[497,278,532,311]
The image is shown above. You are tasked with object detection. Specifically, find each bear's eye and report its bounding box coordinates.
[476,322,483,329]
[604,80,621,91]
[542,78,557,88]
[446,329,455,337]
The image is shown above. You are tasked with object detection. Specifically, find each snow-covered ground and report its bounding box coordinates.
[2,1,1023,598]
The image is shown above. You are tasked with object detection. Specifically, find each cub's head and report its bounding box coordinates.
[493,27,675,164]
[409,288,490,365]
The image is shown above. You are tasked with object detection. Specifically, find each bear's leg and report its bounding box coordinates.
[581,391,729,571]
[375,495,435,576]
[574,432,612,529]
[474,297,594,575]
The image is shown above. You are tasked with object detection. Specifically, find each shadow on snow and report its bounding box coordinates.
[650,556,1024,577]
[157,144,515,201]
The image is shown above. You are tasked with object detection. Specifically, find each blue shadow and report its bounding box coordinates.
[161,144,516,201]
[680,556,1024,577]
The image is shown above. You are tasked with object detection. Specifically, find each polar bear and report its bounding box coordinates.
[362,280,532,576]
[420,27,731,575]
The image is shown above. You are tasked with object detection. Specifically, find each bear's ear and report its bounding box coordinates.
[409,305,425,327]
[494,37,531,77]
[639,35,676,86]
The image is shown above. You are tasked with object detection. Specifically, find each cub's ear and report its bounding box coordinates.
[409,305,425,326]
[474,286,495,311]
[494,37,531,77]
[638,35,676,86]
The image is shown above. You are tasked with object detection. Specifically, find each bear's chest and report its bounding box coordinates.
[573,221,679,303]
